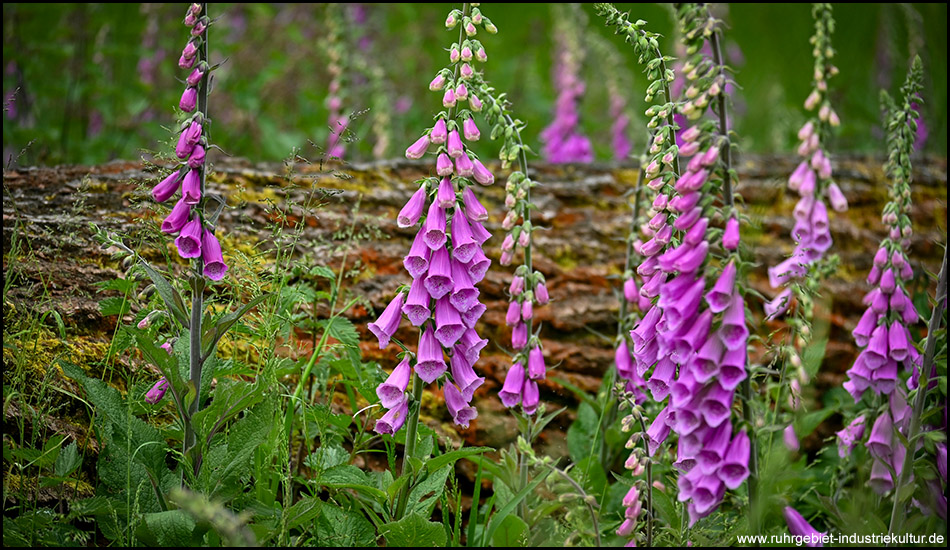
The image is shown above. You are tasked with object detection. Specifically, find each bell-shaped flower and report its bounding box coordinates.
[719,294,749,351]
[835,415,866,458]
[450,259,479,312]
[459,329,488,364]
[423,200,447,250]
[377,357,411,408]
[436,152,453,176]
[722,217,740,250]
[705,261,737,313]
[145,377,170,404]
[697,422,732,475]
[162,198,192,234]
[719,346,747,391]
[398,184,428,228]
[463,117,480,141]
[152,171,183,203]
[434,297,465,348]
[718,430,750,489]
[499,362,525,408]
[182,168,201,205]
[375,397,409,435]
[783,507,824,547]
[187,144,205,169]
[455,152,475,177]
[404,230,431,279]
[368,292,406,349]
[461,301,486,329]
[180,86,198,112]
[201,229,228,281]
[472,159,494,185]
[764,288,794,320]
[447,129,464,158]
[462,187,488,222]
[466,248,491,284]
[430,118,448,144]
[866,411,894,462]
[415,328,446,383]
[511,321,527,349]
[527,345,546,380]
[863,325,890,370]
[424,247,453,300]
[175,217,203,258]
[647,357,676,401]
[406,135,431,159]
[645,407,672,456]
[522,379,540,415]
[451,214,478,263]
[435,177,455,209]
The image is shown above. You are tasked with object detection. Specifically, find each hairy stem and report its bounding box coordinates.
[396,373,425,520]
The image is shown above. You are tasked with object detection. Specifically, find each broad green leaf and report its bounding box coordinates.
[313,505,375,547]
[284,497,322,532]
[136,510,196,547]
[381,512,447,547]
[652,485,680,528]
[566,402,601,464]
[793,408,835,439]
[54,441,81,477]
[491,514,528,547]
[572,456,607,496]
[305,444,349,471]
[98,296,131,317]
[409,464,452,516]
[483,470,551,546]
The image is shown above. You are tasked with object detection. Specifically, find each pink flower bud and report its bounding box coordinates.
[464,21,477,36]
[519,229,530,248]
[459,63,474,80]
[436,152,453,176]
[186,66,205,87]
[180,87,198,112]
[535,282,549,305]
[182,41,198,60]
[455,82,468,101]
[500,250,513,266]
[450,45,460,63]
[430,118,448,144]
[463,118,480,141]
[826,182,847,212]
[475,47,487,62]
[405,135,430,160]
[469,94,483,112]
[510,276,525,295]
[429,73,446,91]
[722,217,740,250]
[442,88,456,108]
[472,159,493,185]
[455,152,475,178]
[804,90,821,111]
[461,45,473,61]
[797,121,815,141]
[447,130,464,158]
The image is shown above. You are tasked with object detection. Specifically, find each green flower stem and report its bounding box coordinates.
[395,373,425,520]
[887,245,947,541]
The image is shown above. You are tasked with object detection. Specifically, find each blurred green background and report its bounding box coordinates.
[2,3,946,167]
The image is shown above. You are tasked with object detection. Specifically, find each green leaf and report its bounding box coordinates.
[483,469,551,546]
[793,408,835,439]
[322,317,360,349]
[99,296,131,317]
[491,514,528,547]
[408,464,452,517]
[309,266,337,280]
[652,485,680,528]
[572,456,607,496]
[54,441,81,477]
[284,497,322,532]
[139,262,189,327]
[305,445,350,471]
[566,402,601,464]
[202,293,271,358]
[313,505,375,547]
[136,510,197,547]
[381,512,447,547]
[425,447,493,476]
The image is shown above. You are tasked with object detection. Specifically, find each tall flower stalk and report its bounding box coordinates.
[541,3,593,163]
[149,2,227,458]
[371,2,498,520]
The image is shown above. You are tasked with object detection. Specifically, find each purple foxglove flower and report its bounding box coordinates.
[429,73,446,91]
[402,277,431,326]
[510,275,525,296]
[662,276,704,332]
[160,342,173,354]
[673,206,703,232]
[852,308,879,348]
[461,301,486,330]
[879,268,896,294]
[836,415,867,458]
[434,297,465,347]
[466,248,491,283]
[181,40,198,60]
[505,301,521,326]
[764,288,793,320]
[717,346,747,390]
[450,260,479,312]
[722,217,740,250]
[190,20,206,36]
[672,309,712,364]
[887,321,909,361]
[442,87,456,108]
[451,214,479,263]
[180,86,198,112]
[699,381,734,428]
[462,117,480,141]
[455,152,475,178]
[615,339,634,379]
[472,159,493,185]
[623,277,638,303]
[783,425,800,452]
[423,201,447,250]
[178,53,197,70]
[768,257,806,289]
[873,246,888,267]
[871,358,897,394]
[375,397,409,435]
[863,325,889,370]
[718,430,750,489]
[679,140,701,157]
[187,144,205,169]
[436,152,454,176]
[637,255,659,278]
[683,217,709,246]
[201,229,228,281]
[647,357,675,401]
[866,411,894,461]
[184,11,198,26]
[527,345,545,380]
[176,121,201,158]
[788,161,810,191]
[186,66,205,87]
[693,333,726,385]
[622,484,640,509]
[161,198,191,234]
[468,217,491,244]
[181,168,201,205]
[783,507,824,547]
[431,118,448,144]
[535,281,549,305]
[700,145,720,167]
[634,338,659,377]
[670,191,701,214]
[377,357,411,408]
[674,241,709,274]
[521,299,533,322]
[520,379,540,415]
[415,328,446,383]
[498,363,525,408]
[697,422,732,474]
[511,321,528,349]
[459,329,488,364]
[469,94,483,112]
[827,182,848,212]
[705,261,737,313]
[175,217,203,258]
[424,247,453,300]
[368,292,406,349]
[630,305,662,350]
[645,407,672,456]
[719,294,749,351]
[145,377,170,404]
[406,135,431,159]
[152,171,183,203]
[435,177,455,209]
[462,187,488,222]
[447,129,464,158]
[404,230,431,279]
[398,185,428,228]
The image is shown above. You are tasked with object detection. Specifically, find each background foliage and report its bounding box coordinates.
[3,3,947,167]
